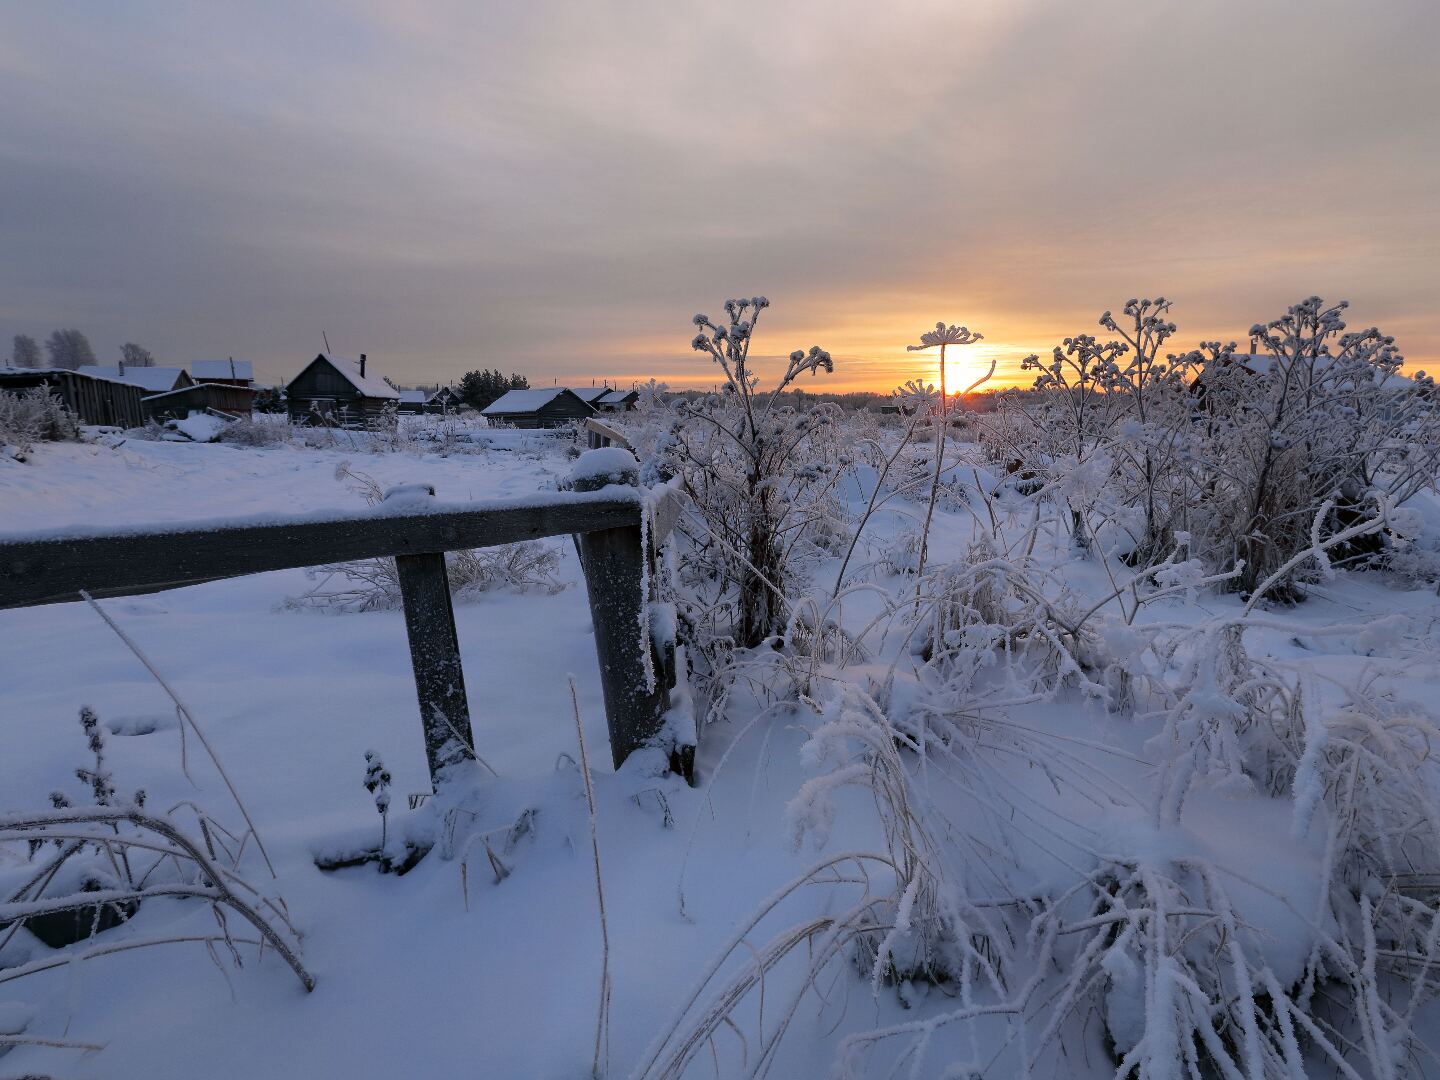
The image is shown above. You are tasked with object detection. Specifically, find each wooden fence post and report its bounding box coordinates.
[570,453,670,770]
[394,551,476,787]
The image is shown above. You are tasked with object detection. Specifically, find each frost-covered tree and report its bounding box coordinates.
[10,334,41,368]
[44,329,96,370]
[120,342,155,367]
[664,296,837,648]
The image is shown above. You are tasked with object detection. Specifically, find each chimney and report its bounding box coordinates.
[118,358,125,376]
[360,353,367,377]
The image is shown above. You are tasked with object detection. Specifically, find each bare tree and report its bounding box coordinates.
[10,334,41,368]
[44,329,96,371]
[120,342,155,367]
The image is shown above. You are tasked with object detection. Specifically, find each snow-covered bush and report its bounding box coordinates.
[0,387,77,458]
[1187,297,1440,596]
[216,413,294,447]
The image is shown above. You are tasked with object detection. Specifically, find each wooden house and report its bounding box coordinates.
[481,387,596,429]
[191,359,254,386]
[0,367,148,428]
[428,386,463,413]
[80,364,193,394]
[596,389,638,412]
[397,389,429,415]
[285,353,399,426]
[143,382,259,420]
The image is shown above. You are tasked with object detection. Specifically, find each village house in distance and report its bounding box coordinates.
[481,387,596,429]
[285,352,399,425]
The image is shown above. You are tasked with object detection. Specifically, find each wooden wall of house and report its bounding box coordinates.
[534,396,597,427]
[0,371,146,428]
[287,394,395,428]
[285,358,396,427]
[143,383,258,420]
[288,360,365,402]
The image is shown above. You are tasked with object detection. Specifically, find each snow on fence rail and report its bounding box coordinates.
[0,469,690,787]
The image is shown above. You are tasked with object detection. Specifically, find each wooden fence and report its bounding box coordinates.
[0,469,690,788]
[585,416,633,451]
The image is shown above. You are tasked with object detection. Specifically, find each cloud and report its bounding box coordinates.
[0,0,1435,389]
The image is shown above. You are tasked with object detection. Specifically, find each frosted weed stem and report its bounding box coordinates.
[571,676,612,1077]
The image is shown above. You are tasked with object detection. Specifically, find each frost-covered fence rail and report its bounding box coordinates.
[584,416,633,451]
[0,483,689,786]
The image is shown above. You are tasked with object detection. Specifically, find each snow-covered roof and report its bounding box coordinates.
[398,389,428,404]
[300,354,400,399]
[192,359,253,381]
[599,389,636,404]
[569,386,612,403]
[427,386,459,402]
[482,388,572,415]
[144,382,258,402]
[79,365,189,393]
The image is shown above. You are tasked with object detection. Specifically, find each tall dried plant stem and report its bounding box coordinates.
[914,356,996,611]
[81,590,277,879]
[570,677,612,1077]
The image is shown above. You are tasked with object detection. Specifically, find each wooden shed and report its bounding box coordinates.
[0,368,148,428]
[286,353,399,427]
[481,388,596,429]
[79,365,194,394]
[143,382,259,420]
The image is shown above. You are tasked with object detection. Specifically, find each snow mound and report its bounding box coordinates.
[569,447,638,489]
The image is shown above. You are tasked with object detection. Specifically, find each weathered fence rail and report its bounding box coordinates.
[584,416,634,451]
[0,472,690,787]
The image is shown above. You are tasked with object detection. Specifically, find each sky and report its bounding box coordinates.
[1,0,1437,392]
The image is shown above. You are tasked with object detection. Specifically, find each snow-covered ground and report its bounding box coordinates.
[1,429,1438,1077]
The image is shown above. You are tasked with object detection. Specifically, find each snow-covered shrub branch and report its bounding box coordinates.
[0,386,78,460]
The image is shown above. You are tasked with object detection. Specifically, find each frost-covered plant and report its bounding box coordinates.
[663,296,838,649]
[1190,297,1440,595]
[1097,299,1202,564]
[0,707,312,1070]
[363,750,392,849]
[216,413,293,447]
[789,684,1009,988]
[1008,330,1127,553]
[0,387,77,458]
[905,323,990,586]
